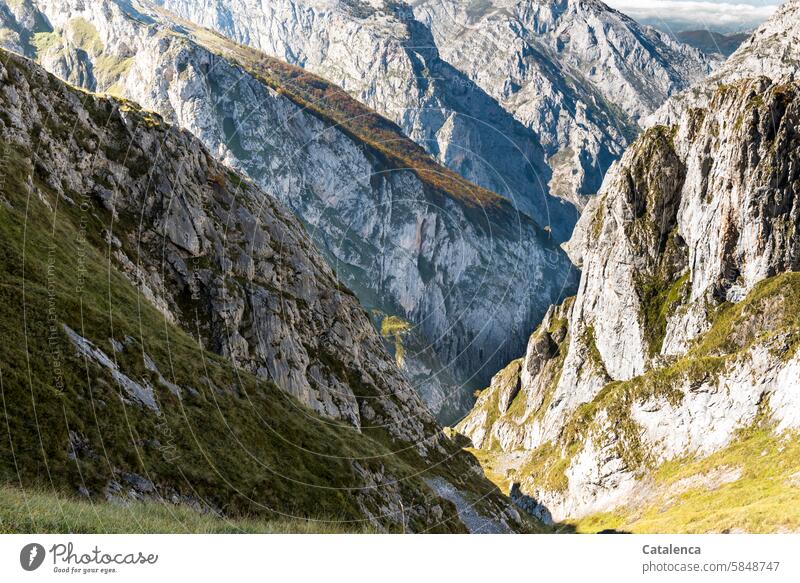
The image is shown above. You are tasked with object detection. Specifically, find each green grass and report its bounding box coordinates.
[581,325,608,377]
[516,441,574,494]
[590,198,606,240]
[693,273,800,359]
[93,55,134,83]
[380,316,412,368]
[569,274,800,476]
[0,53,472,532]
[571,429,800,534]
[0,152,437,529]
[636,271,690,357]
[68,18,103,54]
[493,272,800,512]
[464,448,516,495]
[380,315,412,337]
[30,31,61,56]
[0,486,371,533]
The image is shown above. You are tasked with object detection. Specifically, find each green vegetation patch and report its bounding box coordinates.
[94,54,135,83]
[380,315,411,367]
[510,439,583,495]
[30,31,62,56]
[0,486,372,534]
[590,197,606,240]
[380,315,411,337]
[635,270,690,357]
[571,428,800,533]
[582,325,608,377]
[505,272,799,503]
[68,18,103,54]
[693,272,800,360]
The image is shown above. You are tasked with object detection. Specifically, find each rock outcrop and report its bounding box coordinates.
[650,0,800,126]
[456,4,800,526]
[0,0,578,419]
[0,37,432,439]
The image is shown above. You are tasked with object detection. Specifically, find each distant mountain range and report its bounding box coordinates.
[676,29,750,58]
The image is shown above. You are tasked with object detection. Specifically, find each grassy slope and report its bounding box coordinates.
[0,485,372,534]
[464,274,800,533]
[572,428,800,534]
[0,80,470,532]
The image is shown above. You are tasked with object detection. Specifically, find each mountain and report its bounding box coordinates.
[411,0,711,205]
[652,0,800,126]
[0,0,579,420]
[152,0,710,228]
[675,30,750,59]
[0,45,539,532]
[455,5,800,532]
[718,0,800,83]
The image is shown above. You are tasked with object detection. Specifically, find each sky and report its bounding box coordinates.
[603,0,785,33]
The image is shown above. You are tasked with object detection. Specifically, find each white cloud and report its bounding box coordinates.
[604,0,782,32]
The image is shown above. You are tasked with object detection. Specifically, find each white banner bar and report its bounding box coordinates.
[1,534,798,582]
[0,535,800,583]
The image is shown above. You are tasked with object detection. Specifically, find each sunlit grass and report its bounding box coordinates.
[571,429,800,534]
[0,486,372,534]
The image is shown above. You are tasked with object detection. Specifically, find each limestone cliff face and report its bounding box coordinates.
[456,9,800,522]
[412,0,710,207]
[0,35,432,441]
[0,0,578,419]
[152,0,709,234]
[0,46,534,532]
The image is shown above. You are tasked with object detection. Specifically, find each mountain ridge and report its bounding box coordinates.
[0,0,580,420]
[154,0,711,226]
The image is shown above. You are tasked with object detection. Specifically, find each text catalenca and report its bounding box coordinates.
[642,545,701,555]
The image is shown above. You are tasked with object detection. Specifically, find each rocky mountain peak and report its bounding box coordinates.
[650,0,800,126]
[719,0,800,82]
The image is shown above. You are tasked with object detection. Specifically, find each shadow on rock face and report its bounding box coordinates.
[510,483,554,524]
[508,483,580,533]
